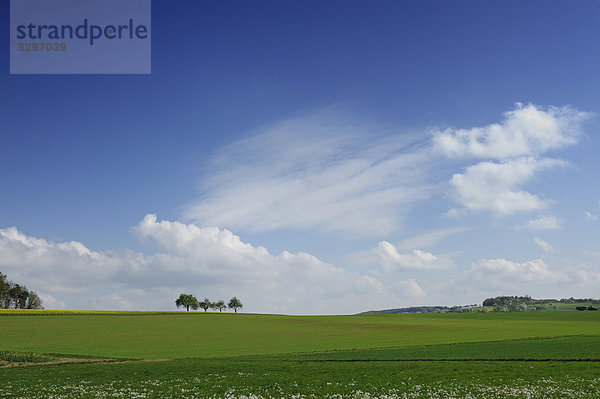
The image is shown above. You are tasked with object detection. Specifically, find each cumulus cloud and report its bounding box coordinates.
[352,241,453,272]
[433,103,591,160]
[470,257,568,284]
[435,103,590,217]
[4,218,599,312]
[0,216,419,314]
[0,226,135,295]
[184,111,436,236]
[449,157,567,215]
[533,237,554,253]
[522,215,563,230]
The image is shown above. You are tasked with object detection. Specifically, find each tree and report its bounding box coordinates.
[0,271,43,309]
[26,291,43,309]
[10,284,26,309]
[0,272,10,308]
[213,300,226,312]
[199,297,212,312]
[175,294,199,311]
[520,303,528,312]
[228,297,243,313]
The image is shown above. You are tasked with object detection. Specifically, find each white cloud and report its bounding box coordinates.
[353,241,453,272]
[433,103,591,160]
[571,264,600,285]
[436,103,590,217]
[442,208,467,219]
[470,257,568,284]
[522,215,562,230]
[184,111,436,236]
[0,216,414,314]
[4,105,594,312]
[585,211,598,221]
[395,279,426,298]
[449,157,567,215]
[396,227,468,250]
[533,237,554,253]
[0,226,133,295]
[37,293,67,309]
[131,214,415,314]
[187,104,589,229]
[4,218,600,312]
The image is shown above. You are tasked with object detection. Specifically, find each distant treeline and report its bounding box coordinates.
[482,296,600,307]
[359,305,477,315]
[557,297,600,304]
[0,270,43,309]
[482,296,533,307]
[361,296,600,315]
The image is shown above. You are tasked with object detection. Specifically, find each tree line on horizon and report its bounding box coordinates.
[482,295,600,307]
[175,294,243,313]
[362,295,600,315]
[0,270,43,309]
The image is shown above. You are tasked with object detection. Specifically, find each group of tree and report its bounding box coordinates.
[482,295,532,307]
[175,294,243,313]
[559,297,600,304]
[360,303,482,315]
[482,295,600,312]
[0,270,43,309]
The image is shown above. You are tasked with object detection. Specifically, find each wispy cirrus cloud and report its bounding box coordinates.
[533,237,554,253]
[396,227,468,250]
[184,111,437,236]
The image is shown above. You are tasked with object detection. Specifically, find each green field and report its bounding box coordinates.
[2,310,600,359]
[1,309,600,398]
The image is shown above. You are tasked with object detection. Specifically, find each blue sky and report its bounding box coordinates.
[1,1,599,313]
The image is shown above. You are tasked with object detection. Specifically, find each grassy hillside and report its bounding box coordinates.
[0,309,599,359]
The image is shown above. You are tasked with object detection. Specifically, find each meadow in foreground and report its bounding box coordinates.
[2,357,599,398]
[1,310,599,398]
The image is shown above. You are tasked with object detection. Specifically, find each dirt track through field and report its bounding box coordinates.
[0,357,172,368]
